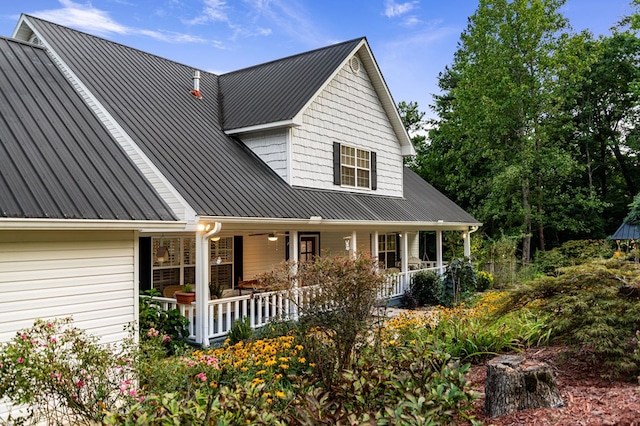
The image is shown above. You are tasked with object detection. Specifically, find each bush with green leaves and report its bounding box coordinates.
[533,239,613,275]
[0,318,134,425]
[476,270,494,291]
[227,316,252,345]
[404,270,443,307]
[442,258,477,307]
[496,258,640,377]
[139,288,189,354]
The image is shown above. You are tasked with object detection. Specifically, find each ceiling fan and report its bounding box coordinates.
[248,231,288,241]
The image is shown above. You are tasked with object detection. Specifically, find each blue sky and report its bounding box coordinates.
[0,0,634,119]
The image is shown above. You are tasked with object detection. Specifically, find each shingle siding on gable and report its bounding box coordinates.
[241,129,289,182]
[292,56,403,197]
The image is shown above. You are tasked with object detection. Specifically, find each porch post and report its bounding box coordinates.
[351,230,357,258]
[401,232,409,272]
[436,230,444,275]
[195,232,209,346]
[371,231,379,263]
[195,223,221,347]
[401,231,409,293]
[289,231,299,320]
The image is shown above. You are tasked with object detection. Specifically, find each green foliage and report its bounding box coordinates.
[496,259,640,377]
[405,270,444,307]
[442,258,477,307]
[476,271,494,291]
[533,239,613,274]
[227,316,252,345]
[259,254,386,385]
[139,289,190,354]
[0,318,133,425]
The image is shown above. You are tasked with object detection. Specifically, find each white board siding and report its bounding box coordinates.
[0,230,137,345]
[241,236,287,281]
[241,129,289,182]
[292,54,404,197]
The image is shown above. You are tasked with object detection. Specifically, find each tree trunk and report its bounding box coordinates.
[485,355,564,418]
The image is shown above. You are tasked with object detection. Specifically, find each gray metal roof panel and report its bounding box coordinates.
[0,36,177,221]
[24,16,478,225]
[219,38,363,131]
[611,222,640,240]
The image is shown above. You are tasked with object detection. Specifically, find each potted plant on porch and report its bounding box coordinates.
[174,283,195,304]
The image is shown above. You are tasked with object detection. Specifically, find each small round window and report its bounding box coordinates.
[349,56,360,73]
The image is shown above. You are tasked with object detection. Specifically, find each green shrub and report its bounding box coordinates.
[442,258,477,307]
[0,318,133,425]
[139,289,189,354]
[497,259,640,377]
[227,316,252,345]
[408,270,443,306]
[476,271,494,291]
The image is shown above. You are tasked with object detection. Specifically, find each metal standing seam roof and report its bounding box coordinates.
[0,36,177,221]
[219,38,363,131]
[611,222,640,240]
[21,15,479,226]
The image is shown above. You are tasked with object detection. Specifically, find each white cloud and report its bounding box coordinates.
[384,0,417,18]
[31,0,213,45]
[185,0,229,25]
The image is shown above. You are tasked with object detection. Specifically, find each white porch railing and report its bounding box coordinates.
[144,266,442,342]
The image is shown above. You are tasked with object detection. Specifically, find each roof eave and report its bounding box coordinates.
[224,118,301,135]
[0,218,186,231]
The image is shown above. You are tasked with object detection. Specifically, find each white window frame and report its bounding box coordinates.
[341,144,371,189]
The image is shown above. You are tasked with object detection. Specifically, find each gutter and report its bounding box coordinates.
[0,218,187,231]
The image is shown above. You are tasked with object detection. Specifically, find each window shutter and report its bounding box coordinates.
[138,237,151,292]
[233,236,243,286]
[333,142,341,185]
[371,151,377,190]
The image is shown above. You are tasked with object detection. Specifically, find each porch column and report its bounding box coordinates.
[371,231,379,264]
[351,230,357,258]
[436,230,444,275]
[401,232,409,272]
[289,231,299,320]
[463,230,471,258]
[195,223,221,346]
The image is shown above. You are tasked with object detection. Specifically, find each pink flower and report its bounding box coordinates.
[20,334,27,340]
[129,390,137,397]
[52,373,62,380]
[17,357,24,364]
[47,323,52,327]
[77,380,85,388]
[50,337,57,343]
[162,335,171,342]
[196,372,207,382]
[147,328,159,337]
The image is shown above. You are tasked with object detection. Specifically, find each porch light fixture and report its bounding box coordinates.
[211,236,220,242]
[197,223,212,232]
[343,236,351,251]
[268,233,278,242]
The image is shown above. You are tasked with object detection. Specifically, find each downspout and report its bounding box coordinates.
[195,222,222,346]
[463,226,479,258]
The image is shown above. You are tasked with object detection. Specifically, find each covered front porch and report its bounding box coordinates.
[140,221,477,345]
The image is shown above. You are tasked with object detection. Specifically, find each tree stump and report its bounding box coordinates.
[484,354,564,418]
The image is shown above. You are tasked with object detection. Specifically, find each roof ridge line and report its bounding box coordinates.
[220,37,366,77]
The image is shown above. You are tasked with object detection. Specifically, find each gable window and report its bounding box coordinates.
[341,145,370,188]
[334,142,377,190]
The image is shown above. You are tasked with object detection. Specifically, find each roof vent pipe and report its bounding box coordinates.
[190,70,202,99]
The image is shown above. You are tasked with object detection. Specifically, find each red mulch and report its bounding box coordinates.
[464,346,640,425]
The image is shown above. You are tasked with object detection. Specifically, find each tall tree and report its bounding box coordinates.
[422,0,603,264]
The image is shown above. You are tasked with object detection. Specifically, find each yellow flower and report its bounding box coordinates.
[279,364,289,370]
[276,391,286,399]
[298,357,306,364]
[240,367,248,372]
[252,378,264,385]
[309,363,316,367]
[256,369,266,375]
[274,373,283,380]
[295,345,303,351]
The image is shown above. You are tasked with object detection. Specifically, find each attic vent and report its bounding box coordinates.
[28,34,42,46]
[349,56,360,73]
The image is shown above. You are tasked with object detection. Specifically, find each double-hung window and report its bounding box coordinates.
[341,145,370,188]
